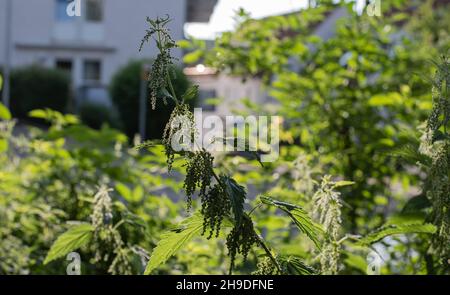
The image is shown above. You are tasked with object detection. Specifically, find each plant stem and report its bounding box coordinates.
[156,25,178,105]
[336,234,361,245]
[113,220,125,230]
[257,234,282,273]
[248,203,263,216]
[166,70,179,104]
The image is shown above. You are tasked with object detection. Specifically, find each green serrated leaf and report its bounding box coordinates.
[44,223,94,265]
[144,213,204,274]
[392,143,432,167]
[358,223,437,246]
[181,85,199,101]
[279,256,317,275]
[401,194,432,214]
[387,212,426,226]
[134,140,162,150]
[343,252,367,273]
[261,196,323,249]
[221,175,246,226]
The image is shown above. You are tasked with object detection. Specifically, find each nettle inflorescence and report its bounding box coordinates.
[226,214,259,272]
[291,153,316,195]
[140,16,265,273]
[253,257,279,275]
[200,182,230,239]
[91,186,113,230]
[140,15,178,110]
[183,151,214,209]
[313,175,343,240]
[424,56,450,268]
[162,103,196,171]
[91,186,132,275]
[312,175,344,275]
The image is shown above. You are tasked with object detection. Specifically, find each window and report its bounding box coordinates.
[56,59,73,74]
[55,0,74,22]
[85,0,103,22]
[83,60,101,82]
[55,0,103,22]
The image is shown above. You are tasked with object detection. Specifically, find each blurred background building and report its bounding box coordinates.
[4,0,422,136]
[0,0,217,108]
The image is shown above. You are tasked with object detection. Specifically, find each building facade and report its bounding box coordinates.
[0,0,216,106]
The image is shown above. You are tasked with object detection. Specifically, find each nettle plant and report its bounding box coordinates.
[425,57,450,272]
[401,56,450,274]
[138,16,302,275]
[136,17,437,275]
[40,17,442,275]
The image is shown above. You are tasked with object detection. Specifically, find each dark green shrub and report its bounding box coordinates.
[79,102,122,130]
[109,60,196,139]
[10,65,70,118]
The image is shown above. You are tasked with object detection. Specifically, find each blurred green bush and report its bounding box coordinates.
[109,60,196,139]
[0,107,186,274]
[10,65,70,118]
[79,102,122,130]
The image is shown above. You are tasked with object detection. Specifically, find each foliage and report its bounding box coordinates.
[144,212,211,275]
[260,196,323,249]
[44,224,94,265]
[174,1,448,275]
[0,103,11,120]
[426,57,450,266]
[1,1,449,275]
[187,1,446,235]
[400,56,450,274]
[140,16,296,274]
[9,65,70,118]
[0,105,183,274]
[79,102,122,130]
[358,223,437,246]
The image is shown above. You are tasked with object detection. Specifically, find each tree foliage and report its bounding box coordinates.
[1,0,449,275]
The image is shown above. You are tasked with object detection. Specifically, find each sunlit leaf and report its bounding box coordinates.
[29,109,49,120]
[358,223,436,245]
[176,40,192,49]
[0,103,11,120]
[261,196,323,249]
[368,92,403,106]
[116,183,132,201]
[44,224,94,265]
[0,139,7,153]
[183,50,203,64]
[144,213,204,274]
